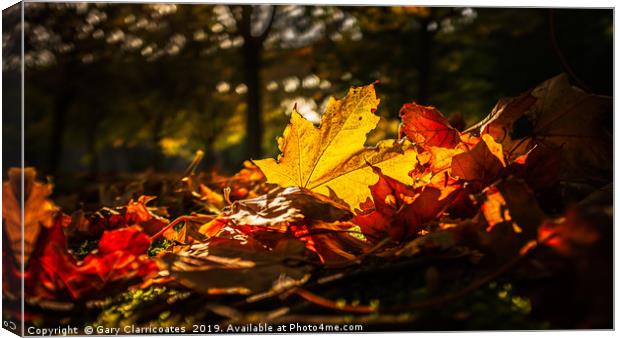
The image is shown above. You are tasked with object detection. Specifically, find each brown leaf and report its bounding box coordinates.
[291,221,369,264]
[217,161,267,199]
[509,144,563,190]
[224,186,352,228]
[65,195,169,240]
[450,135,506,185]
[2,168,58,266]
[479,177,544,235]
[158,237,311,295]
[125,196,169,233]
[468,74,612,182]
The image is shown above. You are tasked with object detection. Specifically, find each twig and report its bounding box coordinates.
[548,9,592,93]
[293,288,376,314]
[382,238,544,313]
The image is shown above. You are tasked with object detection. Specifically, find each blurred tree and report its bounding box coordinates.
[9,3,357,173]
[12,4,234,174]
[2,4,22,176]
[235,5,274,160]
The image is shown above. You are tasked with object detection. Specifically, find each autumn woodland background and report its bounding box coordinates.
[1,3,614,332]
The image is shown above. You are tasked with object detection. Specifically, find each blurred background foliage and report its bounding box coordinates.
[2,4,613,196]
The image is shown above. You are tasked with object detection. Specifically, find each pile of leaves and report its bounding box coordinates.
[2,74,612,331]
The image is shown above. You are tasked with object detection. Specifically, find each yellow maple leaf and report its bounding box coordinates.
[254,84,418,208]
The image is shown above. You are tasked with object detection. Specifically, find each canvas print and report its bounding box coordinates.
[2,2,613,335]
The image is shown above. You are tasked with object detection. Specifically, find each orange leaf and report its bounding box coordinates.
[450,138,504,184]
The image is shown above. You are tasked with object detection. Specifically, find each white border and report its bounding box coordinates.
[0,1,616,337]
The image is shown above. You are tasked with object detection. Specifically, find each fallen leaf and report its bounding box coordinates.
[213,187,368,264]
[470,178,545,261]
[57,226,159,300]
[255,84,418,208]
[493,177,544,236]
[450,135,506,185]
[224,186,352,228]
[538,203,610,257]
[292,221,369,264]
[399,102,460,149]
[353,167,459,242]
[468,74,612,182]
[509,144,563,190]
[66,208,125,241]
[125,195,169,235]
[158,237,311,295]
[426,146,464,174]
[480,186,514,232]
[211,160,267,200]
[65,195,169,241]
[2,168,58,266]
[12,218,158,302]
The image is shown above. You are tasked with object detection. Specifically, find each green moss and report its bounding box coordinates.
[69,239,100,260]
[92,287,169,328]
[147,239,174,256]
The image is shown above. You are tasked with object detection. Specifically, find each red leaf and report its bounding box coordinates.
[400,103,460,149]
[353,167,458,242]
[96,226,152,255]
[538,208,601,257]
[57,226,158,300]
[10,218,159,302]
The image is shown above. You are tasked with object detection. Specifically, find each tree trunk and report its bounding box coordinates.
[237,5,275,161]
[151,111,165,170]
[50,65,73,175]
[418,18,433,105]
[86,110,101,176]
[242,38,263,160]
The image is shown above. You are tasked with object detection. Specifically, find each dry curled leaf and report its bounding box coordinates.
[450,135,506,184]
[224,186,352,227]
[158,237,311,295]
[65,195,169,241]
[291,221,369,264]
